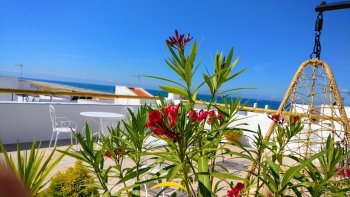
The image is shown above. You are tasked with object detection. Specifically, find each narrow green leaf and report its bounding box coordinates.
[159,85,187,96]
[167,163,182,181]
[210,172,244,180]
[281,151,325,189]
[144,75,185,88]
[198,156,211,196]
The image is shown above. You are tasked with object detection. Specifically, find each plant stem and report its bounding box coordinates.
[182,162,194,196]
[178,139,194,196]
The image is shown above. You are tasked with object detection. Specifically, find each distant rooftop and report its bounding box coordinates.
[129,87,153,97]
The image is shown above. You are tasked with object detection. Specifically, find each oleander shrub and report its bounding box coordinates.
[39,161,98,197]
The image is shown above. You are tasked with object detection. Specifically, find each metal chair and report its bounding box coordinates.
[121,106,135,118]
[49,105,77,147]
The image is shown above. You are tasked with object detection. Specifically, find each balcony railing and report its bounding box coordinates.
[0,88,348,122]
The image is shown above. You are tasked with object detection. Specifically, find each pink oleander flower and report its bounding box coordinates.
[166,30,193,51]
[146,110,167,136]
[162,103,179,129]
[207,110,216,124]
[104,151,112,158]
[187,110,199,121]
[292,115,300,124]
[346,168,350,177]
[269,113,283,124]
[227,182,244,197]
[187,109,208,123]
[218,111,223,122]
[104,147,125,158]
[146,106,181,142]
[335,167,350,178]
[198,110,209,122]
[206,110,223,124]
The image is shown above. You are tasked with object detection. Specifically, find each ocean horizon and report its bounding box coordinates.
[26,78,281,110]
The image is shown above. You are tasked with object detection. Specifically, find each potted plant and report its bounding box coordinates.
[225,129,243,142]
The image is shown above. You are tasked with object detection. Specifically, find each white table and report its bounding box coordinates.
[80,112,124,135]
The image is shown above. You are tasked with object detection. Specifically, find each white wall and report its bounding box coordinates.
[0,102,139,144]
[0,76,18,101]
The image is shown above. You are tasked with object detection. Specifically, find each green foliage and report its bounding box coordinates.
[60,124,110,195]
[114,104,153,196]
[39,161,98,197]
[145,31,246,196]
[0,139,68,196]
[203,48,245,99]
[229,116,350,197]
[290,136,350,196]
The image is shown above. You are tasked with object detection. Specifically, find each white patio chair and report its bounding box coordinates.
[121,106,135,120]
[49,105,77,147]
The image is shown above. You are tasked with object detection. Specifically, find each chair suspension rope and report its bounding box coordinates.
[310,11,323,59]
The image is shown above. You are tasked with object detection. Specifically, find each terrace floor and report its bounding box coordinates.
[1,139,250,196]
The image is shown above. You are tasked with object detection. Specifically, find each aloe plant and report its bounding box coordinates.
[0,139,68,196]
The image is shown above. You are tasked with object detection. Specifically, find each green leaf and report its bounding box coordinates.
[226,68,246,82]
[198,156,211,196]
[210,172,244,180]
[281,151,325,189]
[166,163,182,181]
[291,182,315,188]
[166,43,183,66]
[144,75,185,88]
[117,167,151,184]
[159,85,187,96]
[203,74,213,95]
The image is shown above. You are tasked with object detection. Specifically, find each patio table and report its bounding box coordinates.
[80,111,124,136]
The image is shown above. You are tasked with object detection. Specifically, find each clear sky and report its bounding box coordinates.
[0,0,349,101]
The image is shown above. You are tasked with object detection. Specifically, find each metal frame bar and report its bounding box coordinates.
[315,1,350,12]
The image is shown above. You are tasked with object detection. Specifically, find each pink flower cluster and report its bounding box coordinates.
[227,182,244,197]
[104,147,125,158]
[335,167,350,178]
[145,103,181,142]
[187,109,208,122]
[187,109,223,125]
[268,113,300,125]
[207,110,223,125]
[269,113,283,124]
[166,30,193,51]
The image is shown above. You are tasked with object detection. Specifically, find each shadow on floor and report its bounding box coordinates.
[1,139,74,152]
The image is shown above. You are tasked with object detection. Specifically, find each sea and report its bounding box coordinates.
[27,78,281,110]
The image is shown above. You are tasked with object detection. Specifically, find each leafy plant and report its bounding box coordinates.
[0,139,68,196]
[113,104,153,196]
[229,114,350,197]
[39,161,98,197]
[61,124,110,195]
[290,135,350,196]
[145,30,246,196]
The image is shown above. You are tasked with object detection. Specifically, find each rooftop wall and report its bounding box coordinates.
[0,102,138,144]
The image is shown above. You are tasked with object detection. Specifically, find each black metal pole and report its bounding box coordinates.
[315,1,350,12]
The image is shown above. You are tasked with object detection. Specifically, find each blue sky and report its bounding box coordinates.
[0,0,349,101]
